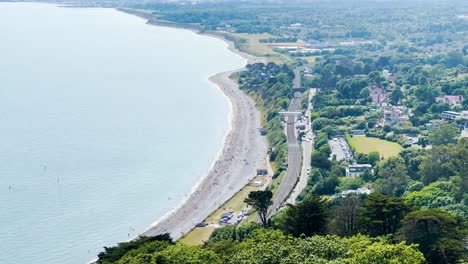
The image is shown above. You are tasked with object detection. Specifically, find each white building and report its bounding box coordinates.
[441,111,461,120]
[346,164,373,178]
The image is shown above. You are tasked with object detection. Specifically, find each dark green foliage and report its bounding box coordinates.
[399,148,427,181]
[276,195,329,237]
[390,87,404,105]
[428,123,459,146]
[205,223,262,245]
[399,209,468,264]
[420,145,455,185]
[336,78,369,99]
[374,157,410,197]
[359,193,412,236]
[311,132,332,170]
[312,175,339,195]
[97,233,172,263]
[329,196,362,236]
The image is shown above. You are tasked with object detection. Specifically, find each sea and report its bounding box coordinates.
[0,3,245,263]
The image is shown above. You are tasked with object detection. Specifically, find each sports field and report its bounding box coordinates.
[349,136,402,159]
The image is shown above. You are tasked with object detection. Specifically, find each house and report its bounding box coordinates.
[383,106,410,125]
[350,129,366,135]
[346,164,372,178]
[441,111,461,120]
[436,95,464,105]
[370,86,387,106]
[333,187,372,198]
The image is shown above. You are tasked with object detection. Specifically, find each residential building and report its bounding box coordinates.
[384,107,409,125]
[333,187,372,198]
[436,95,464,105]
[441,111,461,120]
[370,86,387,106]
[346,164,372,178]
[350,129,366,135]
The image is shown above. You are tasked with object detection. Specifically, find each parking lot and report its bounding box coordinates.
[329,137,353,161]
[218,207,249,225]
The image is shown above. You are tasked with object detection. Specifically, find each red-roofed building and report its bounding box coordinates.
[371,86,387,106]
[436,95,464,105]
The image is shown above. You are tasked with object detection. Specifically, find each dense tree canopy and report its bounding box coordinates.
[101,229,425,264]
[399,209,468,264]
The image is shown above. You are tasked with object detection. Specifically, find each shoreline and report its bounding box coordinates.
[118,9,268,239]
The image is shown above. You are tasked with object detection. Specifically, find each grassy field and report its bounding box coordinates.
[301,56,318,63]
[225,33,293,64]
[349,136,402,159]
[229,33,276,55]
[179,226,216,246]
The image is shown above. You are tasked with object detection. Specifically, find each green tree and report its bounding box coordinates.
[428,123,459,146]
[97,234,172,263]
[311,149,332,170]
[405,179,467,216]
[420,146,454,185]
[360,193,412,236]
[206,223,262,245]
[329,195,362,236]
[399,209,468,264]
[367,151,381,166]
[445,51,464,67]
[313,175,339,195]
[278,195,328,237]
[368,71,383,84]
[374,157,410,197]
[152,244,222,264]
[449,138,468,197]
[400,148,427,180]
[244,190,273,227]
[390,87,404,105]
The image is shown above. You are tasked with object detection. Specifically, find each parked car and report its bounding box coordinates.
[195,222,208,227]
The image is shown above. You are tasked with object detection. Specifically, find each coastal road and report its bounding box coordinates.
[268,90,302,216]
[293,68,302,89]
[289,88,316,204]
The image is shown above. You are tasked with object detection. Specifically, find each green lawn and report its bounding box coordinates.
[179,226,216,246]
[349,136,402,160]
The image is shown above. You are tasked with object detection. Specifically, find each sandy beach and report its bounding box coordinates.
[140,21,268,239]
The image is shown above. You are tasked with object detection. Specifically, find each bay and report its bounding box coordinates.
[0,3,244,263]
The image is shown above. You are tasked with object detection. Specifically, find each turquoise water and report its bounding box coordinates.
[0,3,244,264]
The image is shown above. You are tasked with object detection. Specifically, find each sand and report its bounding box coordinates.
[141,28,268,239]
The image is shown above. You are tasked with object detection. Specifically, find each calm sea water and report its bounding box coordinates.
[0,3,244,264]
